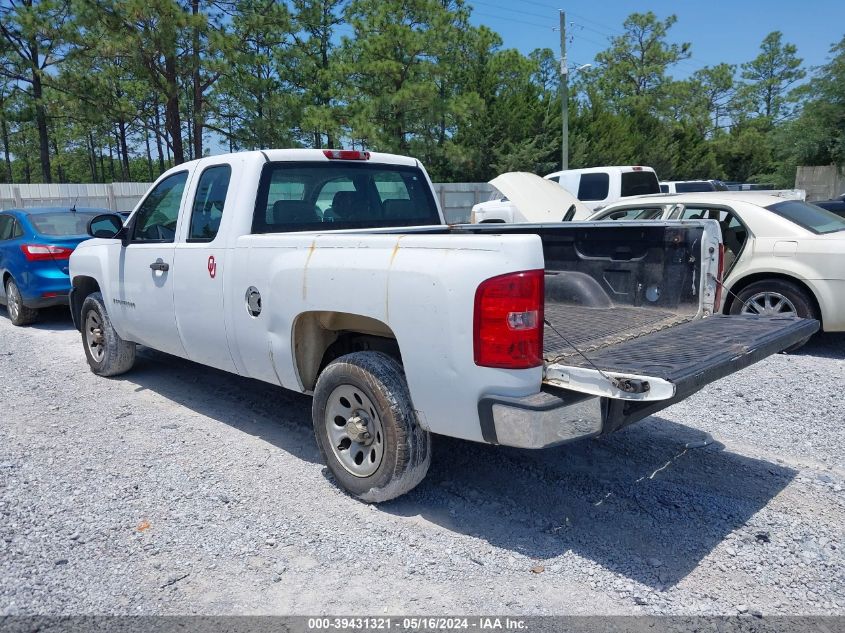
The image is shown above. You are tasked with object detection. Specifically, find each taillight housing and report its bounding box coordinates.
[323,149,370,160]
[21,244,74,262]
[714,244,725,311]
[473,269,544,369]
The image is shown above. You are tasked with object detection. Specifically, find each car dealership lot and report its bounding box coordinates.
[0,308,842,616]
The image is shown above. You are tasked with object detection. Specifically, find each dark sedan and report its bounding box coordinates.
[814,193,845,217]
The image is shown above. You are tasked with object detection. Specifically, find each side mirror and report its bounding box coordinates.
[87,213,124,239]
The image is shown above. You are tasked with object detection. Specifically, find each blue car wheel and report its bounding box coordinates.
[5,277,38,326]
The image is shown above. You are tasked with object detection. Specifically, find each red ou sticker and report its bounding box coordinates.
[207,255,217,279]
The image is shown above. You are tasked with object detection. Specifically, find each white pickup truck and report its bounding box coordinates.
[68,149,818,502]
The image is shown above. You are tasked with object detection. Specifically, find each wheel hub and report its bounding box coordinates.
[741,291,797,317]
[324,385,385,478]
[345,413,373,445]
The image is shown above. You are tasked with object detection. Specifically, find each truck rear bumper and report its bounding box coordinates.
[478,387,603,449]
[478,315,819,449]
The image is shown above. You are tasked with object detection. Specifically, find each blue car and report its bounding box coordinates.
[0,207,114,326]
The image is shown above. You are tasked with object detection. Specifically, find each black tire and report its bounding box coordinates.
[80,292,136,376]
[312,351,431,503]
[728,278,817,351]
[4,278,38,326]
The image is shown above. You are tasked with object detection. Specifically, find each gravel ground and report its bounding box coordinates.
[0,307,843,616]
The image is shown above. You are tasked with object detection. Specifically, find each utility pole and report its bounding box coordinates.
[559,10,568,171]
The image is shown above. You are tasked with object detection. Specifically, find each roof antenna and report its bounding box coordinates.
[70,194,79,213]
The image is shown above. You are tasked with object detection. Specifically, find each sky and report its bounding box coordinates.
[465,0,845,81]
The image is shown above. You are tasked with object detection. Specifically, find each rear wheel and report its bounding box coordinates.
[312,351,431,502]
[80,292,136,376]
[5,278,37,326]
[729,279,817,351]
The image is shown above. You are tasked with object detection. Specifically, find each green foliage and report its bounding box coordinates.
[0,6,840,187]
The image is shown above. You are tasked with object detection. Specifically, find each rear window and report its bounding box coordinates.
[675,181,716,193]
[600,207,663,221]
[27,212,99,237]
[577,173,609,201]
[766,200,845,234]
[621,171,660,197]
[253,162,440,233]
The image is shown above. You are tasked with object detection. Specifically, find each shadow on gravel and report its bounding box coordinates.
[0,305,76,331]
[385,416,796,590]
[792,332,845,359]
[122,347,322,465]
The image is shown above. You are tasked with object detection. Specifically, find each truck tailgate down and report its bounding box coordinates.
[545,314,819,433]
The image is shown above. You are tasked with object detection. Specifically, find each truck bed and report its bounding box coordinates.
[543,304,691,360]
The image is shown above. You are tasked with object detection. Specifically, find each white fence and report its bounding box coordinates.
[0,181,495,223]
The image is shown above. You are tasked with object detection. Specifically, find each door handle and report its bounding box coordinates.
[150,261,169,272]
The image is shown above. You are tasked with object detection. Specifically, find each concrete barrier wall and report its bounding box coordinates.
[0,181,495,223]
[795,165,845,201]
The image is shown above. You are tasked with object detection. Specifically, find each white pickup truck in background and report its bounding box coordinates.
[68,149,817,501]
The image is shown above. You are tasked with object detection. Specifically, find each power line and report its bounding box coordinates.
[470,0,557,22]
[472,10,554,30]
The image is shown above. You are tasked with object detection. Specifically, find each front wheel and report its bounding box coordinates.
[5,278,38,326]
[80,292,136,376]
[729,279,817,351]
[312,351,431,503]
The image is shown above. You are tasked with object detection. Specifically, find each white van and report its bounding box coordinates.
[544,166,661,211]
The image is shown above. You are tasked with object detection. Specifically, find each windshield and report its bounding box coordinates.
[621,171,660,196]
[675,181,716,193]
[253,162,440,233]
[766,200,845,234]
[27,212,99,237]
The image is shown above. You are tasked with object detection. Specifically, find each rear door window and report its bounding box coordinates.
[577,173,609,201]
[679,206,748,272]
[621,171,660,196]
[600,207,664,221]
[0,215,12,240]
[188,165,231,242]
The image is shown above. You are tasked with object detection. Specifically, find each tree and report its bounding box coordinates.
[212,0,295,150]
[287,0,347,148]
[592,12,691,113]
[0,0,74,182]
[739,31,805,122]
[79,0,191,164]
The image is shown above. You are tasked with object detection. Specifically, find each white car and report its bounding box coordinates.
[591,193,845,336]
[471,172,592,223]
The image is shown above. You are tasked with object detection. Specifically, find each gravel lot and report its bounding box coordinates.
[1,307,843,616]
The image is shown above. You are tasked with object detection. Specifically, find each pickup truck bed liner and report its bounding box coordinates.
[544,304,691,358]
[546,314,816,381]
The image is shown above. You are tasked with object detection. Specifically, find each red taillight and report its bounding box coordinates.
[473,269,544,369]
[323,149,370,161]
[21,244,74,262]
[714,244,725,311]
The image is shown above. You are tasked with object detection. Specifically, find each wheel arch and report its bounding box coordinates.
[70,276,101,331]
[724,272,822,325]
[292,311,401,392]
